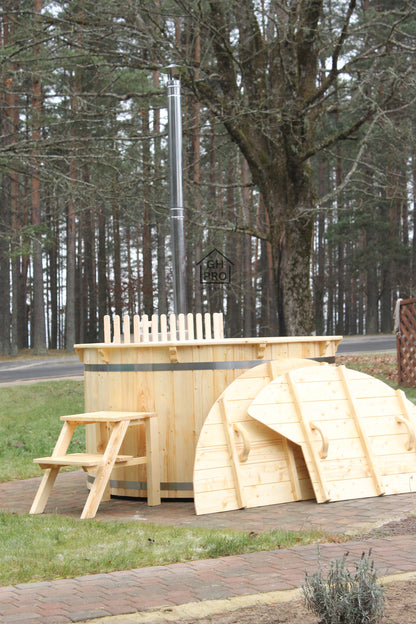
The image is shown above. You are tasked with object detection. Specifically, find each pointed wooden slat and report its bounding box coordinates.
[103,315,111,344]
[178,313,186,340]
[195,313,203,339]
[123,315,130,344]
[187,313,194,340]
[142,314,149,342]
[113,315,121,344]
[160,314,168,341]
[151,314,159,342]
[169,313,177,341]
[213,312,223,339]
[133,315,141,343]
[204,313,211,339]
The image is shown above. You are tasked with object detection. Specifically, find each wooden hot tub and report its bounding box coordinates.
[75,335,342,499]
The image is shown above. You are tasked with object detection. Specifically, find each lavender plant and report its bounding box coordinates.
[302,549,385,624]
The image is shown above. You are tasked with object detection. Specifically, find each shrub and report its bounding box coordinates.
[302,549,385,624]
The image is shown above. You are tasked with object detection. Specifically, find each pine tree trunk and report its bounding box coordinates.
[314,161,326,335]
[31,0,47,354]
[65,104,77,352]
[9,89,20,354]
[76,217,84,343]
[152,68,168,315]
[126,226,135,317]
[113,205,122,317]
[258,154,315,336]
[83,204,96,341]
[272,213,314,336]
[97,205,107,340]
[226,157,240,336]
[66,196,76,351]
[46,199,58,350]
[141,95,153,316]
[366,219,379,334]
[0,180,11,355]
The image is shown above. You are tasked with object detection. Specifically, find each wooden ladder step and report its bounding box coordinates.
[34,453,133,468]
[60,411,156,424]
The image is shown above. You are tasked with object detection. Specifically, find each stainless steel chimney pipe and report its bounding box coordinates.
[167,76,187,315]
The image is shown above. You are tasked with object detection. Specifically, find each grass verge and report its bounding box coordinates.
[0,349,76,361]
[0,512,326,586]
[0,380,84,483]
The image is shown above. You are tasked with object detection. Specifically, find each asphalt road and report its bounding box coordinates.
[0,355,83,384]
[336,334,396,354]
[0,335,396,385]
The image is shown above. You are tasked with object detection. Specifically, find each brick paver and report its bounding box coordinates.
[1,473,416,623]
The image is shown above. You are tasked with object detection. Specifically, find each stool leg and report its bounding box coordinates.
[80,420,129,519]
[30,466,61,514]
[97,422,111,501]
[145,416,160,506]
[30,422,76,515]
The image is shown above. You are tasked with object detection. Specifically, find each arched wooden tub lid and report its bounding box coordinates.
[248,365,416,504]
[193,358,320,515]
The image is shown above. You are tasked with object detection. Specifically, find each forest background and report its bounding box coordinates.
[1,0,416,355]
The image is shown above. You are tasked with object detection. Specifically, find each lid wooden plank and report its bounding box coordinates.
[338,365,385,496]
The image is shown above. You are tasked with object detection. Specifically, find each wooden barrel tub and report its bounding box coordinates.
[75,336,342,499]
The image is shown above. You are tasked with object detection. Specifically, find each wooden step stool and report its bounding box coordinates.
[30,411,160,520]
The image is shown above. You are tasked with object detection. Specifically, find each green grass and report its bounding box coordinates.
[0,380,85,483]
[0,512,325,586]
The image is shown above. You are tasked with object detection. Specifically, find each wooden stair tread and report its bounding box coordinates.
[60,411,156,424]
[34,453,133,467]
